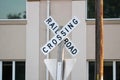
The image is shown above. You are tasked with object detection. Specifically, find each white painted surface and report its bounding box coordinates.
[26,2,40,80]
[87,24,120,59]
[41,17,80,55]
[44,16,79,56]
[0,25,26,59]
[12,61,15,80]
[72,1,86,80]
[0,62,2,80]
[56,62,62,80]
[113,61,116,80]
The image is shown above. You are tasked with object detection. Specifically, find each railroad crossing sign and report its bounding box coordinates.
[41,16,80,56]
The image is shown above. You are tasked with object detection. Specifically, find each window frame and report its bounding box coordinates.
[87,60,120,80]
[0,62,2,80]
[0,61,25,80]
[0,0,27,25]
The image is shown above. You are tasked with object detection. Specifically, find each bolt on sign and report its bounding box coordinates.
[41,16,80,57]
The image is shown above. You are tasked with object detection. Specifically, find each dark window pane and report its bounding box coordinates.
[0,0,26,19]
[104,0,120,18]
[87,0,95,18]
[2,62,12,80]
[89,61,113,80]
[104,62,113,80]
[15,62,25,80]
[116,62,120,80]
[87,0,120,18]
[89,62,95,80]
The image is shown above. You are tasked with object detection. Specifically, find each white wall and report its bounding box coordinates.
[72,1,87,80]
[26,1,40,80]
[87,24,120,60]
[0,25,26,60]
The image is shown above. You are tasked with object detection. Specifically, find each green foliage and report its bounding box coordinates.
[7,11,26,19]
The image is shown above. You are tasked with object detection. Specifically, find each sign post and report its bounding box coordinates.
[56,41,64,80]
[41,16,80,80]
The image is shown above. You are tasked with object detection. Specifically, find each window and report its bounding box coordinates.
[88,61,120,80]
[87,0,120,19]
[104,62,113,80]
[116,62,120,80]
[89,62,94,80]
[15,62,25,80]
[0,61,25,80]
[3,62,12,80]
[0,0,26,19]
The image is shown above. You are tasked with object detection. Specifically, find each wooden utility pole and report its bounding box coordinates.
[95,0,104,80]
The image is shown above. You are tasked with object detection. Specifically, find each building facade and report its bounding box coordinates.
[0,0,120,80]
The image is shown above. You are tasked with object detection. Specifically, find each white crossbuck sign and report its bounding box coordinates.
[41,16,80,56]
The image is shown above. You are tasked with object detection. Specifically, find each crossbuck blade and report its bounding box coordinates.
[41,16,80,56]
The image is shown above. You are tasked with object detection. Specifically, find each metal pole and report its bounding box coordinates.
[46,0,51,80]
[56,26,65,80]
[56,41,64,80]
[95,0,104,80]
